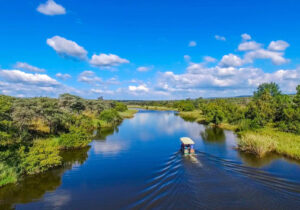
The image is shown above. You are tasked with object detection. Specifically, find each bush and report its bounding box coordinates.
[57,127,91,150]
[99,109,121,124]
[175,101,195,111]
[0,162,18,187]
[21,141,62,175]
[114,102,128,112]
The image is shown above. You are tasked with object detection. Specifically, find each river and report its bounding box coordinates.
[1,110,300,209]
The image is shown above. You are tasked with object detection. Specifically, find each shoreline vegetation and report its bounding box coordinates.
[126,83,300,161]
[0,94,137,187]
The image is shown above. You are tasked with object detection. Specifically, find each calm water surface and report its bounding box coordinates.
[1,110,300,209]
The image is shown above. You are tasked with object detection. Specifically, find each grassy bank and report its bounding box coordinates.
[238,128,300,160]
[178,110,300,159]
[128,105,177,111]
[118,109,138,118]
[178,110,205,122]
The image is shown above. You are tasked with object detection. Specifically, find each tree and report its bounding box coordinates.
[293,85,300,107]
[99,109,121,125]
[246,89,276,127]
[114,102,128,112]
[254,82,281,98]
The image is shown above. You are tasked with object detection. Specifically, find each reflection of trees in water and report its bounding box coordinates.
[60,146,91,166]
[94,126,119,141]
[0,147,91,209]
[239,150,300,168]
[238,151,278,168]
[201,126,225,143]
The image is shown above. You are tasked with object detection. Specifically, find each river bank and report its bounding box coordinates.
[0,109,138,188]
[129,105,300,160]
[3,109,300,209]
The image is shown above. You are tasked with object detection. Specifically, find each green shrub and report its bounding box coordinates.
[21,141,62,175]
[114,102,128,112]
[99,109,121,124]
[0,162,18,187]
[57,127,91,150]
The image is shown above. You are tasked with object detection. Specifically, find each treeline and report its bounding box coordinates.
[128,83,300,134]
[0,94,130,187]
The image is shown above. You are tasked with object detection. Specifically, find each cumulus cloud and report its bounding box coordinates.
[46,36,87,60]
[78,71,102,84]
[244,49,288,65]
[268,40,290,51]
[55,73,71,80]
[137,66,152,72]
[188,41,197,47]
[14,62,45,73]
[91,88,114,95]
[128,85,149,92]
[219,54,243,67]
[238,41,262,51]
[0,69,75,97]
[152,36,293,98]
[37,0,66,16]
[215,35,226,41]
[204,56,217,63]
[0,69,59,86]
[89,53,129,68]
[241,33,252,41]
[155,63,300,98]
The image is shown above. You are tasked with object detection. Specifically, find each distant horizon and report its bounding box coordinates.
[1,0,300,100]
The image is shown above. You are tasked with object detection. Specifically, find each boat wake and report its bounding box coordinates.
[129,150,300,209]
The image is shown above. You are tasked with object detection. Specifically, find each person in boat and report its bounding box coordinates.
[180,137,195,155]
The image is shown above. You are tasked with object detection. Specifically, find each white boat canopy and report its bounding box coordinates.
[180,137,195,145]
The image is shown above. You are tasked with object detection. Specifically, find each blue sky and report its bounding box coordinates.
[1,0,300,99]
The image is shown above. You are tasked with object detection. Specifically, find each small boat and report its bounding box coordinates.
[180,137,195,155]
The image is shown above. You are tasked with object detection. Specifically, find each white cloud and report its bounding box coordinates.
[46,36,87,60]
[91,89,114,95]
[55,73,71,80]
[204,56,217,63]
[155,63,300,98]
[78,71,102,84]
[137,66,152,72]
[244,49,288,65]
[0,69,59,86]
[241,33,251,41]
[128,85,149,92]
[37,0,66,16]
[14,62,45,73]
[215,35,226,41]
[184,55,191,62]
[238,41,262,51]
[0,69,76,97]
[219,54,243,67]
[268,40,290,51]
[89,53,129,68]
[188,41,197,47]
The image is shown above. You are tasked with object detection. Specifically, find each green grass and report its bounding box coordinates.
[238,127,300,159]
[178,110,205,123]
[128,105,177,111]
[118,109,138,118]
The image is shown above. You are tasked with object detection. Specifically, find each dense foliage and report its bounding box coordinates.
[0,94,129,187]
[127,83,300,134]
